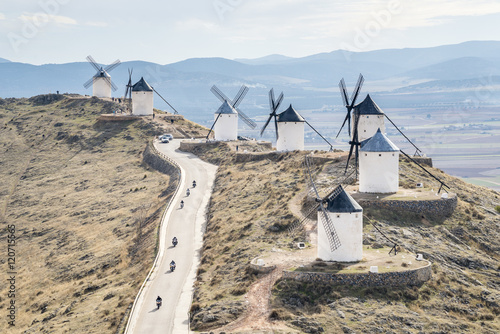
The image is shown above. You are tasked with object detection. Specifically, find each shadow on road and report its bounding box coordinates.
[148,307,161,313]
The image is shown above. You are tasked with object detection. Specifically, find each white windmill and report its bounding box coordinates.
[359,128,400,193]
[276,105,305,151]
[83,55,121,98]
[303,157,363,262]
[206,85,256,141]
[352,94,386,143]
[131,77,154,116]
[260,89,335,152]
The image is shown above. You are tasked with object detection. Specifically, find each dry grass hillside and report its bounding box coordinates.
[0,95,183,333]
[186,143,500,333]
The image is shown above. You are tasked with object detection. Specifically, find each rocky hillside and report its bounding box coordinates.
[0,95,180,333]
[185,143,500,333]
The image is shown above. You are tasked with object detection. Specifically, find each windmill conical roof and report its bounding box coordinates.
[325,185,362,213]
[216,100,238,114]
[132,77,153,92]
[360,128,399,152]
[354,94,384,115]
[277,104,305,122]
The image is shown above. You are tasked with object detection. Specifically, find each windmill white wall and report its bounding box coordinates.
[276,122,304,151]
[214,113,238,141]
[357,115,385,142]
[132,91,153,115]
[359,129,400,193]
[317,186,363,262]
[131,77,154,116]
[93,77,112,98]
[276,105,305,151]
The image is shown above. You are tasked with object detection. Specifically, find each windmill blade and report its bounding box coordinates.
[86,55,100,72]
[384,114,422,155]
[304,119,334,150]
[350,73,364,107]
[339,78,349,107]
[260,114,274,137]
[274,92,284,111]
[232,85,249,108]
[335,113,350,138]
[345,112,360,173]
[318,204,342,252]
[104,59,121,73]
[103,76,118,92]
[83,77,94,89]
[235,107,257,129]
[304,156,321,199]
[210,85,232,104]
[269,88,275,112]
[274,116,279,140]
[206,112,222,139]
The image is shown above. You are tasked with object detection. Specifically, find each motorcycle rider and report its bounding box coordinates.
[170,260,176,271]
[192,180,196,188]
[172,236,178,247]
[180,200,184,208]
[186,188,190,196]
[156,296,162,309]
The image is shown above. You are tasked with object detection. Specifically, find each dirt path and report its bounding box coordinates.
[217,192,315,333]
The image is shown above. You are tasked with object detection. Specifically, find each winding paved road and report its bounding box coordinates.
[126,139,217,334]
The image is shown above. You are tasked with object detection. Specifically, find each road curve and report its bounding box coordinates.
[126,139,217,334]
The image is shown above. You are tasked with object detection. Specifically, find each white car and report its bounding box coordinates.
[158,134,173,141]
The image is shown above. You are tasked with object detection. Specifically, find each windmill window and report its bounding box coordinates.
[355,214,358,218]
[364,130,366,132]
[336,214,340,218]
[392,153,395,156]
[365,153,367,156]
[379,154,382,157]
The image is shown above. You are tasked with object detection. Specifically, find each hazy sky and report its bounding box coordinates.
[1,0,500,65]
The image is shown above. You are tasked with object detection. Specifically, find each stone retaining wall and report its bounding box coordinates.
[98,114,141,122]
[283,262,432,287]
[359,195,457,218]
[142,142,180,178]
[408,156,433,167]
[249,258,276,274]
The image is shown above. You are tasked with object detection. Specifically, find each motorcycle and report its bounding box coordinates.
[192,180,196,188]
[156,298,162,309]
[170,262,176,272]
[186,189,190,197]
[180,200,184,209]
[172,238,178,247]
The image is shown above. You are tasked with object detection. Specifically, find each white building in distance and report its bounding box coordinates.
[214,100,238,141]
[353,94,386,142]
[93,72,112,98]
[132,77,154,116]
[276,104,304,151]
[318,185,363,262]
[359,128,400,193]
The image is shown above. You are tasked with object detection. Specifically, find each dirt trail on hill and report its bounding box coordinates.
[218,193,316,333]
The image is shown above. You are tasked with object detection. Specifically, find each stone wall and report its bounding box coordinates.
[249,258,276,274]
[359,195,457,218]
[142,142,180,178]
[283,262,432,287]
[403,156,433,167]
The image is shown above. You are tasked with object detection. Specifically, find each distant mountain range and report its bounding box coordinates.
[1,41,500,126]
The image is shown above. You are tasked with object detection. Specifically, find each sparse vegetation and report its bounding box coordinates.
[187,142,500,333]
[0,95,179,333]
